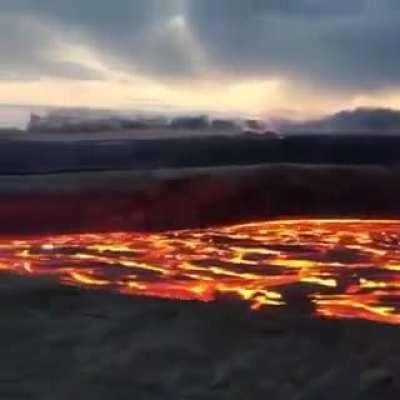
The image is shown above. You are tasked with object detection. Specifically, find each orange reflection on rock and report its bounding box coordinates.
[2,219,400,324]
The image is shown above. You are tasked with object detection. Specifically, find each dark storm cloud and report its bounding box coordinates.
[1,0,160,31]
[0,13,103,80]
[187,0,400,89]
[0,0,187,79]
[2,0,400,90]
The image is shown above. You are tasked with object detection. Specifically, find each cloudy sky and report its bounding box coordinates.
[1,0,400,124]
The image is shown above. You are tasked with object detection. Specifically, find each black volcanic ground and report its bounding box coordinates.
[1,133,400,174]
[0,133,399,234]
[2,273,400,400]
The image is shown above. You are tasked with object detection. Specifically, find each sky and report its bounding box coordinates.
[2,0,400,126]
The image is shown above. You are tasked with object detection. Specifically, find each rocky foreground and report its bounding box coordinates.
[1,273,400,400]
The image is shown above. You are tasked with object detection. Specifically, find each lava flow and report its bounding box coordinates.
[2,219,400,324]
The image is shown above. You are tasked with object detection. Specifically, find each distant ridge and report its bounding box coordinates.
[276,107,400,133]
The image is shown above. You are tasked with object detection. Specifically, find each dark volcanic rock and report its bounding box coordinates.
[1,273,400,399]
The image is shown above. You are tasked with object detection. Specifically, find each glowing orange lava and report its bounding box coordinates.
[2,219,400,324]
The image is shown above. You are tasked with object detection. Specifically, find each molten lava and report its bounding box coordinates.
[2,219,400,324]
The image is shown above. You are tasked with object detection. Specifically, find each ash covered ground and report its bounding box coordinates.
[1,273,400,400]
